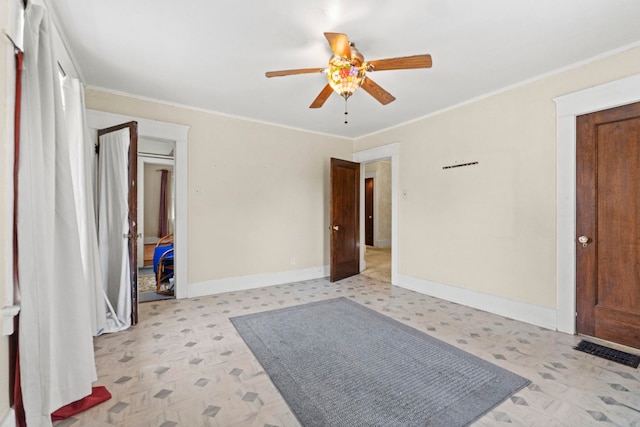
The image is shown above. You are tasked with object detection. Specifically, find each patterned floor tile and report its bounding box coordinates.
[53,274,640,426]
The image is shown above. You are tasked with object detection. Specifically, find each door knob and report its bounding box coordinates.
[332,225,340,231]
[578,236,590,247]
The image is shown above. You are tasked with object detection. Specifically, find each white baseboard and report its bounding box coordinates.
[1,408,15,427]
[187,266,329,298]
[397,274,558,330]
[374,240,391,248]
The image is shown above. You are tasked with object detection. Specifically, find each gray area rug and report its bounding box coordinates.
[231,297,530,427]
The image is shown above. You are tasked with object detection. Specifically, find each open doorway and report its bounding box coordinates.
[362,160,392,282]
[354,143,399,285]
[137,138,176,302]
[87,109,189,309]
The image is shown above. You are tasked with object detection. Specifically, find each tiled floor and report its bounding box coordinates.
[361,246,391,283]
[54,276,640,427]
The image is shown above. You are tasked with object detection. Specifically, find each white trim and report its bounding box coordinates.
[353,143,399,285]
[86,110,189,142]
[187,266,329,298]
[86,110,190,299]
[86,85,354,142]
[356,41,640,140]
[398,274,557,330]
[88,43,640,142]
[554,73,640,334]
[0,408,16,427]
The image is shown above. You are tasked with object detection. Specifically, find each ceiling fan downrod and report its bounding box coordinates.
[344,98,349,124]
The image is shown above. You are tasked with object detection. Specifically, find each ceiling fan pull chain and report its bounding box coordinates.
[344,98,349,124]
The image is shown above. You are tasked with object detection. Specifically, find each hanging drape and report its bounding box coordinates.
[62,76,107,336]
[18,4,97,426]
[98,129,132,332]
[157,169,169,237]
[13,46,26,427]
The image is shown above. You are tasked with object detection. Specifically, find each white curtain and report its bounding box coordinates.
[18,4,96,426]
[62,76,107,336]
[98,129,132,332]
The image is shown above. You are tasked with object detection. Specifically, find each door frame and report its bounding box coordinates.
[87,110,190,299]
[554,73,640,334]
[354,143,399,285]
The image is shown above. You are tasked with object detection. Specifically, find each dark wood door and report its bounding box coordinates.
[330,158,360,282]
[365,178,374,246]
[576,102,640,349]
[98,121,139,325]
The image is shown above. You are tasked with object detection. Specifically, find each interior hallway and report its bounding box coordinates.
[54,276,640,426]
[362,246,391,283]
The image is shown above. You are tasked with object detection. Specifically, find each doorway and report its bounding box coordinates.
[555,73,640,336]
[87,110,189,301]
[354,144,399,285]
[575,102,640,349]
[137,138,176,302]
[365,178,374,246]
[362,161,392,282]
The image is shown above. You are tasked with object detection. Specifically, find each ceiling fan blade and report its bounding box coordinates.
[361,78,396,105]
[324,32,351,58]
[309,84,334,108]
[265,68,325,78]
[368,54,432,71]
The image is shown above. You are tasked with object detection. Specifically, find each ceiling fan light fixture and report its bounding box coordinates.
[326,56,366,99]
[265,32,432,111]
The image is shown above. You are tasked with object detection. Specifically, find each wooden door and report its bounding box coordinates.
[365,178,374,246]
[576,102,640,349]
[98,122,139,325]
[330,158,360,282]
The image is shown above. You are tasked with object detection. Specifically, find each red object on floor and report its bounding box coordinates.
[51,386,112,421]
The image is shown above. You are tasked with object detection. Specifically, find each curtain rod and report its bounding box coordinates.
[139,152,174,160]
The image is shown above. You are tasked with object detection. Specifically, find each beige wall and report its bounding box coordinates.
[86,90,352,284]
[355,46,640,309]
[143,163,174,238]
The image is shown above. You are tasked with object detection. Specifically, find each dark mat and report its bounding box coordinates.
[139,291,173,303]
[231,297,530,427]
[574,340,640,368]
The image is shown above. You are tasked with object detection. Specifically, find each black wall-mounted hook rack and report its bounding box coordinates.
[442,161,478,170]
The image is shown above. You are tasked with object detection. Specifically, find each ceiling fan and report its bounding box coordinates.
[265,32,433,110]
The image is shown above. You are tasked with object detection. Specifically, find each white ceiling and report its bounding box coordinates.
[49,0,640,139]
